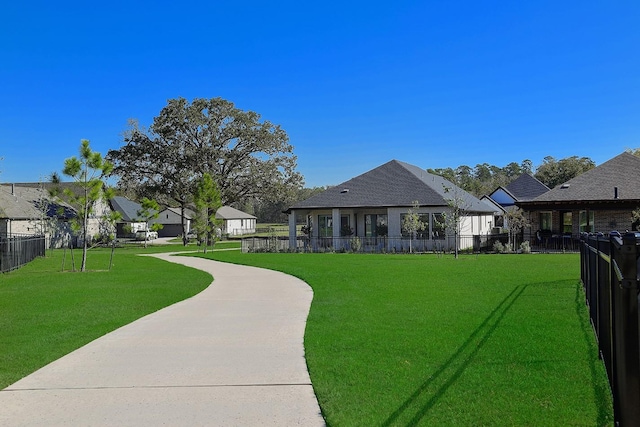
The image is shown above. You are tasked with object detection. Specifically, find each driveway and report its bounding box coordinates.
[0,253,325,426]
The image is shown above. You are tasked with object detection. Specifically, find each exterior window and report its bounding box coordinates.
[365,214,388,237]
[377,214,388,236]
[540,212,552,232]
[579,210,594,233]
[340,215,353,236]
[432,213,445,239]
[401,213,429,238]
[562,212,572,234]
[318,215,333,237]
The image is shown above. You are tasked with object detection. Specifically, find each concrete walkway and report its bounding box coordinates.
[0,253,325,426]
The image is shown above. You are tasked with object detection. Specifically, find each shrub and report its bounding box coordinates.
[520,241,531,254]
[493,241,506,254]
[350,236,362,253]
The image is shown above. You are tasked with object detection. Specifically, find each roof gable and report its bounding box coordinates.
[527,152,640,203]
[289,160,493,213]
[160,207,194,220]
[488,187,517,206]
[215,206,256,220]
[479,195,504,213]
[504,174,550,201]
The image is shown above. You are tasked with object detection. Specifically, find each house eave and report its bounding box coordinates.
[517,199,640,211]
[286,203,495,214]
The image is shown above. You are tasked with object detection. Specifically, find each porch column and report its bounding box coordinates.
[332,208,341,250]
[288,211,297,250]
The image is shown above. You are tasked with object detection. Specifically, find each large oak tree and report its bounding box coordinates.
[107,97,303,238]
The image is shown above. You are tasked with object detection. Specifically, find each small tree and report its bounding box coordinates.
[137,197,162,248]
[505,208,530,252]
[102,209,122,270]
[51,140,114,272]
[31,178,52,246]
[193,173,222,253]
[441,186,469,259]
[402,200,425,253]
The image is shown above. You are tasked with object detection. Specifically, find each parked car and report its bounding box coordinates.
[135,230,158,241]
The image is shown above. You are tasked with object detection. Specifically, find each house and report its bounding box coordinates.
[216,206,257,236]
[484,173,550,230]
[109,196,150,237]
[149,207,194,237]
[35,181,114,241]
[517,152,640,243]
[286,160,496,252]
[0,183,75,247]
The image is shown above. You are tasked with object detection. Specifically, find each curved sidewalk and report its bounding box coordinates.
[0,253,325,426]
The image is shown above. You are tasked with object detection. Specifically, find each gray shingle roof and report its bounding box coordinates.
[215,206,256,220]
[525,152,640,203]
[110,196,145,222]
[0,185,75,220]
[504,174,550,201]
[288,160,494,213]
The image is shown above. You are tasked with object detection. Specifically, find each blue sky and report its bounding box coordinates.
[1,1,638,188]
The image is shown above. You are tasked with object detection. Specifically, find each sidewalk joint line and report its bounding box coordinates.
[3,383,314,392]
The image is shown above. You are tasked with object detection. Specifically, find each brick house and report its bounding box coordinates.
[517,152,640,244]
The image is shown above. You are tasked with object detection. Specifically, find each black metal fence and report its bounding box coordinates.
[580,232,640,426]
[0,233,46,273]
[242,233,582,254]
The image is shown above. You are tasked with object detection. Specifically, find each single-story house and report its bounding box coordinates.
[109,196,150,237]
[149,207,193,237]
[517,152,640,243]
[0,183,76,247]
[484,173,550,230]
[216,206,257,236]
[285,159,496,252]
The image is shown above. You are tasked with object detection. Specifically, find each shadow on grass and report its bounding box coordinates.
[382,284,528,426]
[574,281,614,426]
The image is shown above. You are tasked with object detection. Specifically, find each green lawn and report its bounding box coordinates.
[1,247,613,425]
[196,251,613,426]
[0,246,212,389]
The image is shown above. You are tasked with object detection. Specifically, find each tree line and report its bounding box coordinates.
[428,155,597,198]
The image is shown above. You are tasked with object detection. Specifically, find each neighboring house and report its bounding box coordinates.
[484,173,550,230]
[517,152,640,242]
[479,195,507,230]
[0,183,75,247]
[149,207,193,237]
[215,206,257,236]
[286,159,496,252]
[109,196,149,237]
[31,181,115,241]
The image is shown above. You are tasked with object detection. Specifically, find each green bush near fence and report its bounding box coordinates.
[198,251,613,426]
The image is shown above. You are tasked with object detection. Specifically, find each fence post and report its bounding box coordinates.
[610,232,640,426]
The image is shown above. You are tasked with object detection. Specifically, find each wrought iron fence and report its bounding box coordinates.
[0,233,46,273]
[580,232,640,426]
[241,233,581,254]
